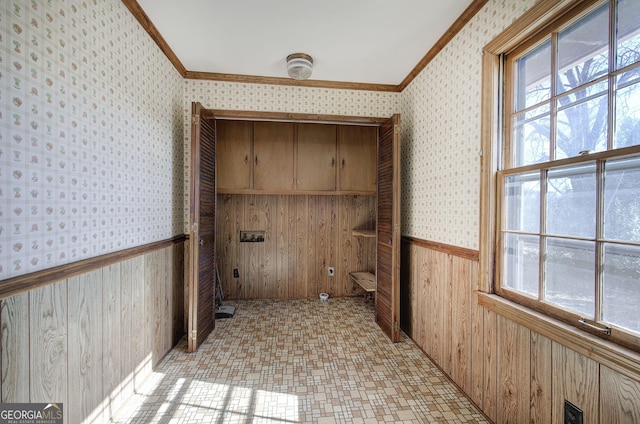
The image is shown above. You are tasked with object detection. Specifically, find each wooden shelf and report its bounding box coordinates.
[349,272,376,292]
[351,229,375,238]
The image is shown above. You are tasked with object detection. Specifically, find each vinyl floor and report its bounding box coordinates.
[110,297,488,423]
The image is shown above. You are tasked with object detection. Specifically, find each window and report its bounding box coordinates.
[497,0,640,350]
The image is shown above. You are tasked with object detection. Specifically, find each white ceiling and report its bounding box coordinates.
[136,0,475,86]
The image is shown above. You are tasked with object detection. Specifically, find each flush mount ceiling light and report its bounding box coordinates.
[286,53,313,80]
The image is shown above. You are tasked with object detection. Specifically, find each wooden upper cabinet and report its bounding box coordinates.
[296,123,337,191]
[253,121,295,191]
[215,119,377,195]
[338,125,377,193]
[216,120,252,190]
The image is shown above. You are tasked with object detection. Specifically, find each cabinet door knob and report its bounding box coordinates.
[199,238,204,246]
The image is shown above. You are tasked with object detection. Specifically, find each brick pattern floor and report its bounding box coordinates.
[110,297,488,423]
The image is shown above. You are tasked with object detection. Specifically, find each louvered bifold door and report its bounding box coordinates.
[187,102,216,353]
[376,114,401,342]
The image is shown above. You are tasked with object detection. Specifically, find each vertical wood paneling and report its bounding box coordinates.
[531,333,552,424]
[262,195,276,298]
[294,195,309,298]
[1,292,30,402]
[428,249,447,365]
[247,195,261,299]
[442,253,454,375]
[145,251,157,366]
[276,195,290,299]
[418,248,433,356]
[552,342,599,424]
[153,250,167,363]
[316,196,330,294]
[470,295,484,407]
[450,256,473,395]
[215,194,376,299]
[497,316,531,424]
[103,263,124,418]
[307,196,318,296]
[483,308,498,422]
[339,196,354,295]
[120,259,135,402]
[600,366,640,424]
[131,254,149,391]
[30,281,67,416]
[327,196,338,295]
[234,194,245,299]
[401,239,640,423]
[1,244,184,423]
[286,196,297,297]
[417,246,430,354]
[68,272,104,424]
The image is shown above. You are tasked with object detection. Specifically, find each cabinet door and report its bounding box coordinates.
[216,120,252,190]
[253,121,294,191]
[338,125,377,193]
[297,123,337,191]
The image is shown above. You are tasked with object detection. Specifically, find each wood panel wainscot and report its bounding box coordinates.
[216,194,376,300]
[0,239,185,423]
[401,236,640,424]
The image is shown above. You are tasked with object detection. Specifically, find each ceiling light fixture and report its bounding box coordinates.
[286,53,313,80]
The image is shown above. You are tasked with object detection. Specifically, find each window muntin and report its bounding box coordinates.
[500,0,640,347]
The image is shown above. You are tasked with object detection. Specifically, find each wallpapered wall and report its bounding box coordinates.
[181,80,401,232]
[0,0,184,280]
[1,0,541,280]
[400,0,537,250]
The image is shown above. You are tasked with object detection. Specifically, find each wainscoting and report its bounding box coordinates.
[216,194,376,300]
[0,241,185,423]
[401,237,640,424]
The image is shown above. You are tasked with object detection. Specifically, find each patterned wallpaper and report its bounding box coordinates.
[0,0,184,280]
[400,0,538,250]
[1,0,541,280]
[182,80,401,231]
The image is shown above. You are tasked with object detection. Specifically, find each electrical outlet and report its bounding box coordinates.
[328,267,334,277]
[564,400,583,424]
[233,269,239,278]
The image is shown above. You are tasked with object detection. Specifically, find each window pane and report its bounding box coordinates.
[557,4,609,94]
[545,238,595,316]
[547,164,597,238]
[512,104,550,166]
[503,233,539,297]
[504,172,540,232]
[615,74,640,148]
[556,82,608,159]
[616,0,640,69]
[604,156,640,242]
[515,40,552,111]
[603,243,640,333]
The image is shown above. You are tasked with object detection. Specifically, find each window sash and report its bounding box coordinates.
[498,0,640,349]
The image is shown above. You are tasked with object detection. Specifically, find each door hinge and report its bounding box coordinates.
[192,222,198,234]
[394,321,400,333]
[192,114,200,125]
[191,330,197,341]
[394,125,400,135]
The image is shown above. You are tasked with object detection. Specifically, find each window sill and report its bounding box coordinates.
[476,291,640,380]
